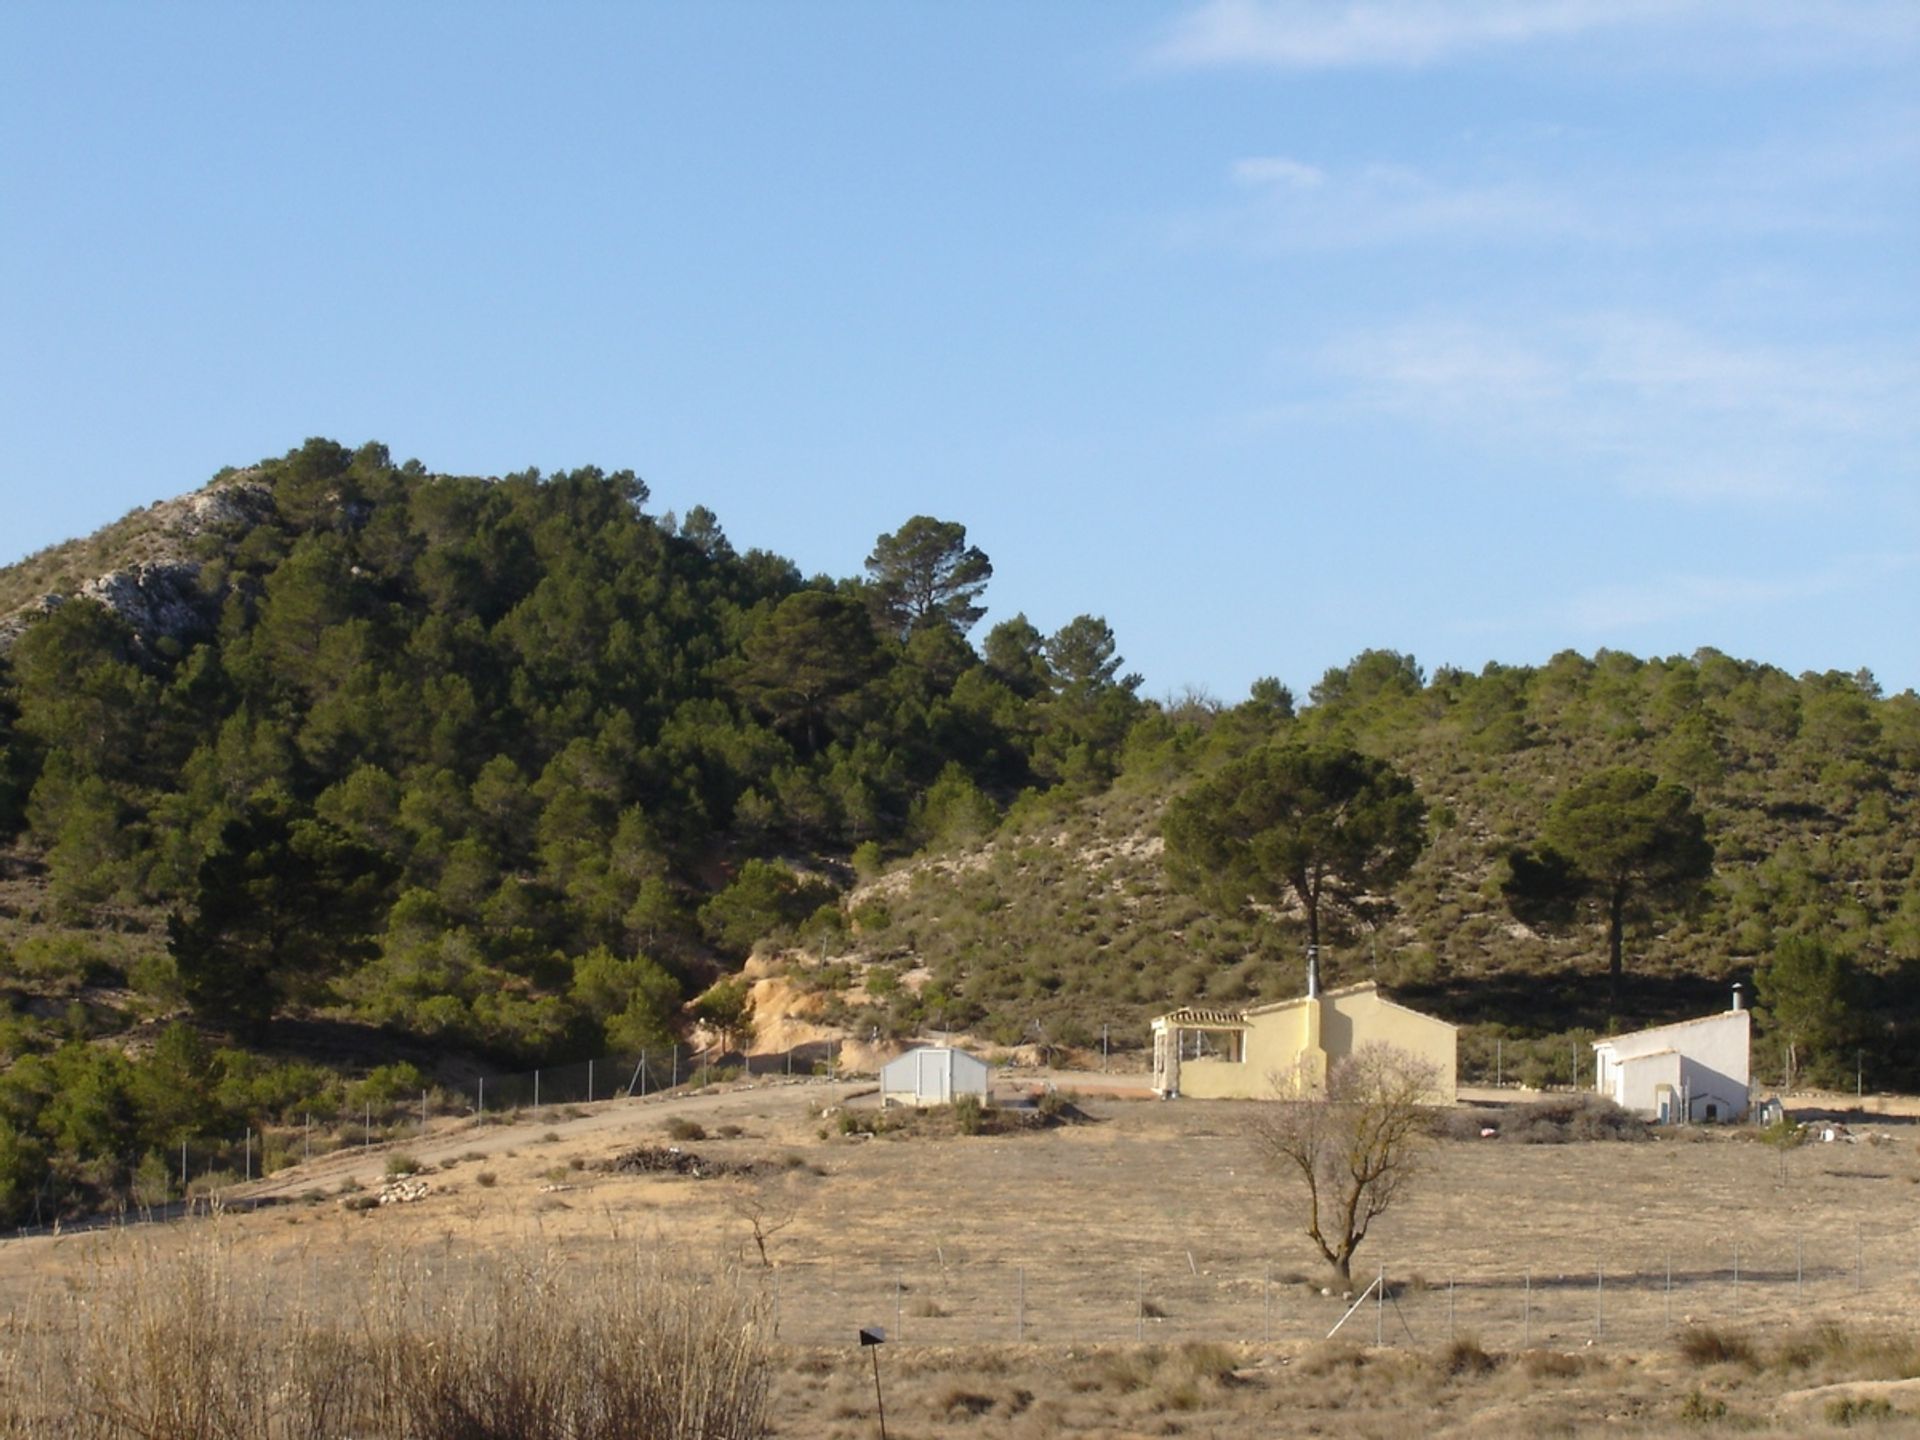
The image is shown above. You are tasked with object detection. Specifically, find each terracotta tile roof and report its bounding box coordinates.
[1155,1006,1249,1027]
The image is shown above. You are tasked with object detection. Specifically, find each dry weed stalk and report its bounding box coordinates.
[0,1225,770,1439]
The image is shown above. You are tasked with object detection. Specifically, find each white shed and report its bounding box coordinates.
[879,1047,992,1108]
[1593,987,1751,1123]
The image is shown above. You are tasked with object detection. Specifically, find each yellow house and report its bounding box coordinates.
[1150,980,1457,1103]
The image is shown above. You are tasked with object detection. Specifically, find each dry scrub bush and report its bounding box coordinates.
[0,1228,770,1440]
[381,1249,769,1440]
[1826,1395,1897,1426]
[1677,1388,1729,1424]
[1084,1344,1241,1410]
[1436,1094,1649,1145]
[0,1233,345,1440]
[937,1387,997,1417]
[1296,1341,1369,1378]
[1439,1336,1498,1378]
[1771,1324,1920,1382]
[1519,1349,1586,1379]
[1677,1326,1758,1369]
[1285,1343,1439,1412]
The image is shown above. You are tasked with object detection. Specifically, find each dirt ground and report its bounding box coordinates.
[4,1078,1920,1437]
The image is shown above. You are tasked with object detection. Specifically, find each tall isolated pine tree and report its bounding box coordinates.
[864,516,992,639]
[1163,743,1428,971]
[1504,767,1714,1014]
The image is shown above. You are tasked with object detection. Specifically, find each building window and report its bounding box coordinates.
[1184,1030,1244,1063]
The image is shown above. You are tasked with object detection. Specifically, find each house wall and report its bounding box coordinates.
[1679,1052,1747,1122]
[1596,1011,1751,1121]
[1174,1006,1312,1099]
[1167,989,1456,1102]
[1325,989,1458,1104]
[1609,1049,1681,1116]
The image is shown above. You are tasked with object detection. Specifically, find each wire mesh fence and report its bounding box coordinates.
[469,1040,845,1112]
[8,1039,854,1236]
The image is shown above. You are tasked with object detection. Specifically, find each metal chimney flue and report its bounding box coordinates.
[1731,982,1746,1012]
[1306,946,1321,999]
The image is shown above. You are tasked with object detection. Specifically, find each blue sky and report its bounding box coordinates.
[3,2,1915,698]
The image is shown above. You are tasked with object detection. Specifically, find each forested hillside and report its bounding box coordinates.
[823,650,1919,1090]
[0,438,1916,1221]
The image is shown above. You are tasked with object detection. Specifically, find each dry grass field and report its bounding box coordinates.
[3,1079,1919,1437]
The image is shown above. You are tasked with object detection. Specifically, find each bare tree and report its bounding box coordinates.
[1246,1043,1440,1289]
[726,1177,798,1268]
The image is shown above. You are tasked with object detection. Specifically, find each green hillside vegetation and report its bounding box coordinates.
[0,439,1147,1219]
[821,648,1919,1088]
[0,438,1916,1222]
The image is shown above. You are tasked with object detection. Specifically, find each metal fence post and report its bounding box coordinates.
[1524,1268,1531,1347]
[587,1059,594,1103]
[1264,1261,1272,1343]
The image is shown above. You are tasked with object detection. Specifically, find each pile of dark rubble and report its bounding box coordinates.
[598,1145,757,1179]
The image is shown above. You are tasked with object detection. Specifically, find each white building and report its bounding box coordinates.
[878,1046,992,1108]
[1592,986,1751,1124]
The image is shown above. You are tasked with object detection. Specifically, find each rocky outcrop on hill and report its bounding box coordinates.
[0,476,272,653]
[77,563,211,643]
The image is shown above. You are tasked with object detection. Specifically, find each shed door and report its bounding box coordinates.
[920,1050,951,1103]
